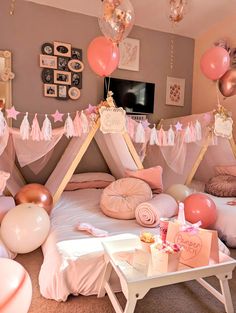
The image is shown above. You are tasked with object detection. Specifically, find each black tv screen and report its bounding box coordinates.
[104,77,155,114]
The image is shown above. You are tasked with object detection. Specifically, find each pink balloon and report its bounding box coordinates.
[87,36,119,77]
[184,193,217,228]
[200,46,230,80]
[0,258,32,313]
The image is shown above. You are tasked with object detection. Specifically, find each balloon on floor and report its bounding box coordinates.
[166,184,192,202]
[1,203,50,253]
[0,258,32,313]
[184,193,217,228]
[14,183,53,214]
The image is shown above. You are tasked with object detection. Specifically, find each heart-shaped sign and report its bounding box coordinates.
[174,232,202,261]
[219,68,236,97]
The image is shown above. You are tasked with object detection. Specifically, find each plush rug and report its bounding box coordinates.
[15,248,236,313]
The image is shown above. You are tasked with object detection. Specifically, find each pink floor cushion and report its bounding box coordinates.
[100,178,152,220]
[0,196,16,223]
[205,174,236,197]
[125,166,163,194]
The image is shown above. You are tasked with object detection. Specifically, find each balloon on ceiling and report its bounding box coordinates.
[218,68,236,97]
[98,0,135,44]
[168,0,187,23]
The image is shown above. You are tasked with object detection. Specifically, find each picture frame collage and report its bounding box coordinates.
[40,41,84,100]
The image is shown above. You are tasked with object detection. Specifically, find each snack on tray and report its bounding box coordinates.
[140,232,155,244]
[153,239,181,254]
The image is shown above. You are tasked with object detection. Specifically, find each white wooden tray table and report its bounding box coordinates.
[98,236,236,313]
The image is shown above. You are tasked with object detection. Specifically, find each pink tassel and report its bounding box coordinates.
[135,122,145,143]
[167,125,175,146]
[158,126,167,146]
[0,110,6,136]
[80,110,89,133]
[149,125,158,145]
[20,112,30,140]
[64,113,75,138]
[30,113,42,141]
[190,122,196,142]
[195,120,202,141]
[184,123,191,143]
[41,114,52,141]
[73,111,82,137]
[126,117,135,140]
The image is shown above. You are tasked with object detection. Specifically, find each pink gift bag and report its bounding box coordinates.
[166,221,219,268]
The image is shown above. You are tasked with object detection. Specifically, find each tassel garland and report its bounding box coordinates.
[80,110,89,133]
[195,120,202,141]
[64,113,75,138]
[41,114,52,141]
[73,111,82,137]
[0,110,6,136]
[135,122,145,143]
[30,114,42,141]
[167,125,175,146]
[149,125,158,145]
[20,112,30,140]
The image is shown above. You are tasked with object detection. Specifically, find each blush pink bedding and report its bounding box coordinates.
[39,189,155,301]
[135,193,178,227]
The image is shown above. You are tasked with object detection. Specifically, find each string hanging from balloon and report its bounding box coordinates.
[9,0,16,15]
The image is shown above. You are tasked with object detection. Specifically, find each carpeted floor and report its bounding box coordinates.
[16,248,236,313]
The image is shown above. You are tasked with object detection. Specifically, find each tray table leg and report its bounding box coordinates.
[98,261,113,298]
[218,274,234,313]
[124,296,137,313]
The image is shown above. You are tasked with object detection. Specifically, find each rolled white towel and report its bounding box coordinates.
[135,193,178,227]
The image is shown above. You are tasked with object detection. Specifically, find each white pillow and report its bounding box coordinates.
[0,228,17,259]
[69,172,115,183]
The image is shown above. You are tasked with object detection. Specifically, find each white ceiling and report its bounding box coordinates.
[25,0,236,38]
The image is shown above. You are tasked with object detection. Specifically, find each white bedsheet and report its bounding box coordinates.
[39,189,155,301]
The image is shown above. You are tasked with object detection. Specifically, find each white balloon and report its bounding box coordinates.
[1,203,50,253]
[166,184,192,202]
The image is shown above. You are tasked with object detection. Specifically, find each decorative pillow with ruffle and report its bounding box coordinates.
[205,174,236,197]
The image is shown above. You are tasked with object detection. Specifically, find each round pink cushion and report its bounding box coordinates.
[205,174,236,197]
[100,178,152,220]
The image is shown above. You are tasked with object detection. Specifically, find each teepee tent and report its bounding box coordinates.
[143,110,236,190]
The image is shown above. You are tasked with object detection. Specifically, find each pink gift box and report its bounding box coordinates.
[151,246,181,273]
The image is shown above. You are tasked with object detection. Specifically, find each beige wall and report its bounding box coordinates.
[192,13,236,136]
[1,0,194,183]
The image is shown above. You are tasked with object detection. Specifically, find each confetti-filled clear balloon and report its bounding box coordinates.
[168,0,187,23]
[98,0,135,43]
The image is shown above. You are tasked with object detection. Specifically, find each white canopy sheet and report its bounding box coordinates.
[39,188,153,301]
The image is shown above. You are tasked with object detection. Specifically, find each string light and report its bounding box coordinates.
[9,0,16,15]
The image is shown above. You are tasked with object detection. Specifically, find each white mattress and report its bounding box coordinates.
[39,189,155,301]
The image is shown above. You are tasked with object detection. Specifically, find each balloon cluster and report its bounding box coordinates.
[87,0,135,77]
[168,0,187,23]
[200,44,236,98]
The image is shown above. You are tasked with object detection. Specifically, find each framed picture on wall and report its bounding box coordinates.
[166,76,185,107]
[54,41,71,58]
[44,84,57,97]
[40,54,57,69]
[118,38,140,71]
[54,70,71,85]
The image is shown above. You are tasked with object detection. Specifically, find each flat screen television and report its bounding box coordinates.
[104,77,155,114]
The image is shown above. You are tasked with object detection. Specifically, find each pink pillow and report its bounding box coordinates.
[100,178,152,220]
[215,165,236,177]
[65,180,112,191]
[125,166,163,193]
[205,174,236,197]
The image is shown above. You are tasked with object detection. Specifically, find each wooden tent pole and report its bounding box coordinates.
[185,132,211,186]
[53,119,101,204]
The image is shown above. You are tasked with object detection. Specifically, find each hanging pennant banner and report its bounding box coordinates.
[99,107,126,134]
[214,113,233,139]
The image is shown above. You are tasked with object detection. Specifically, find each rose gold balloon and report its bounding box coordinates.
[218,68,236,97]
[168,0,186,23]
[98,0,135,43]
[14,183,53,214]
